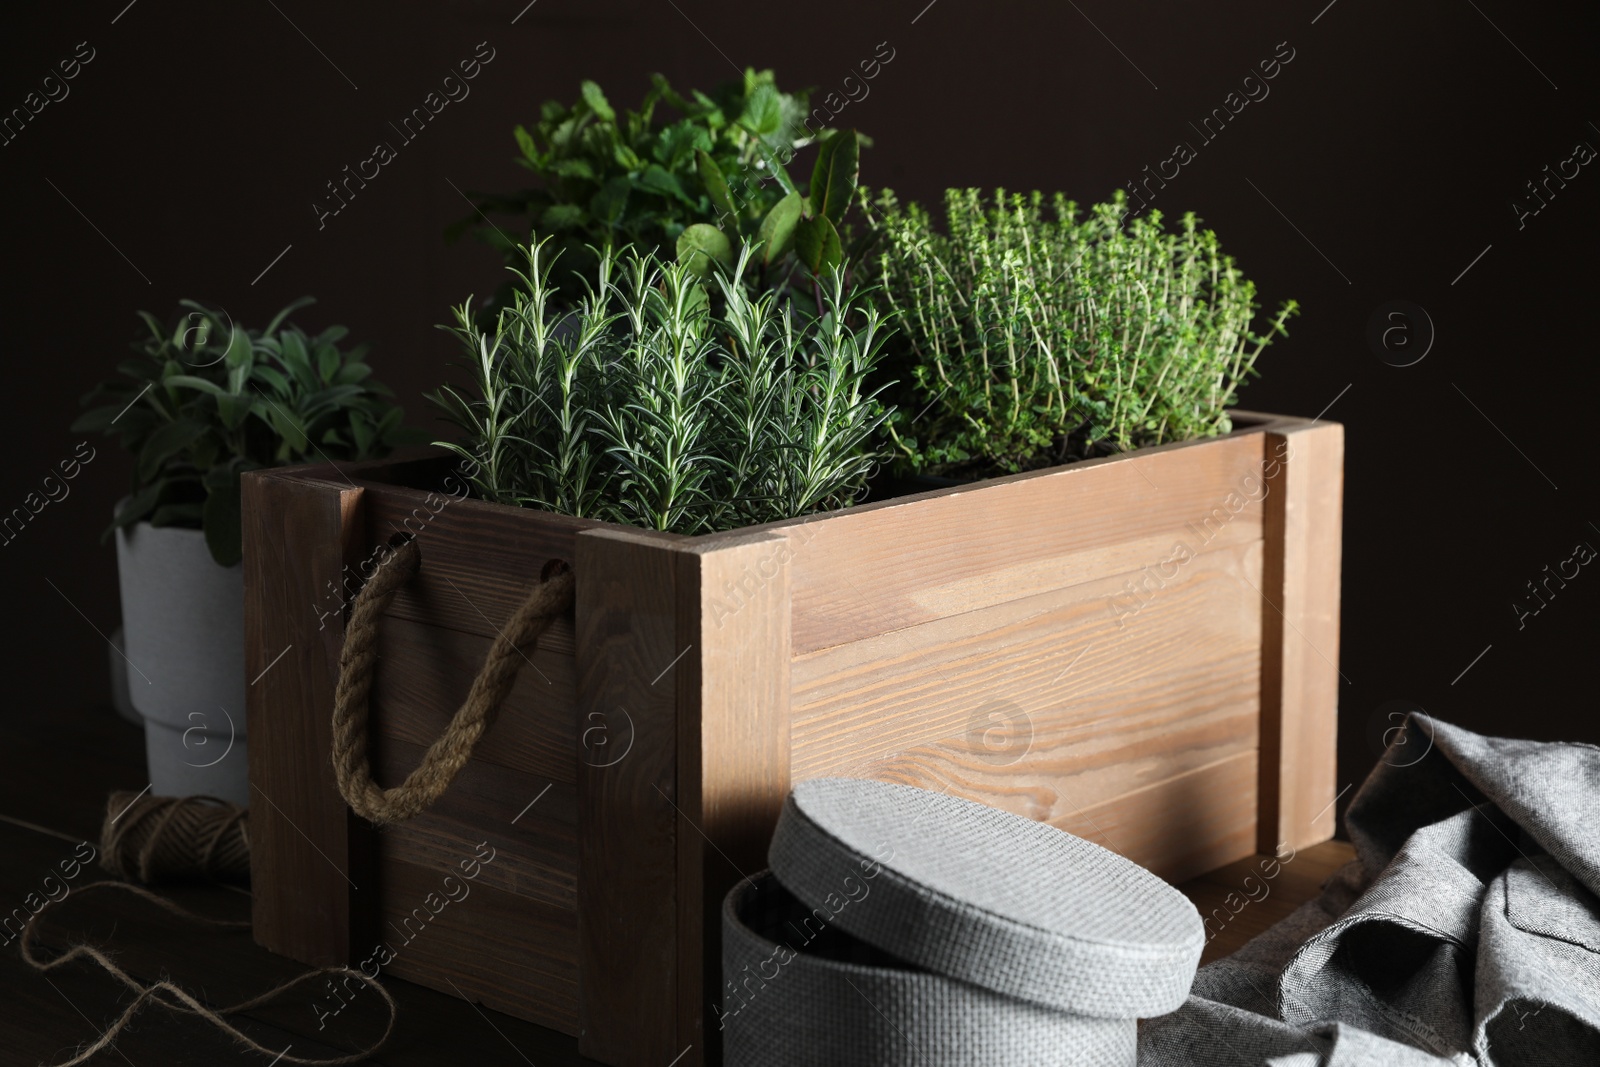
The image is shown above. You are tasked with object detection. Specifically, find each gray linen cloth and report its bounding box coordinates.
[1139,714,1600,1066]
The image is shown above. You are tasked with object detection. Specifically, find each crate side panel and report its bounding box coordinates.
[1046,750,1258,883]
[790,540,1263,881]
[358,482,603,640]
[377,856,579,1034]
[791,540,1264,774]
[372,737,578,914]
[775,431,1269,654]
[369,614,576,785]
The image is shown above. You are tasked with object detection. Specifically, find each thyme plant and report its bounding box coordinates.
[431,240,892,534]
[862,188,1299,475]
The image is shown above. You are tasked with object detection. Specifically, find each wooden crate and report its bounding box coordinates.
[243,410,1342,1066]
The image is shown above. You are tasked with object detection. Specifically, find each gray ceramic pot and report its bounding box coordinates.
[115,520,249,805]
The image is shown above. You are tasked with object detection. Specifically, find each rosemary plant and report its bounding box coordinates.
[862,187,1298,475]
[431,240,892,534]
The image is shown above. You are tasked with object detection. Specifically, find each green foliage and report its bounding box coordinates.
[456,69,854,302]
[74,300,416,565]
[862,188,1299,475]
[430,240,894,534]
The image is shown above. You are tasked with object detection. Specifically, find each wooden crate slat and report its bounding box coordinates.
[245,472,370,966]
[852,694,1255,829]
[1259,420,1345,852]
[790,539,1264,781]
[675,533,793,1066]
[1047,749,1259,883]
[769,429,1269,654]
[377,856,578,1033]
[575,529,682,1064]
[358,481,615,641]
[369,613,577,784]
[373,737,577,913]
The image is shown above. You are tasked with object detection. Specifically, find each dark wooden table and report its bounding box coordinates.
[0,704,1352,1064]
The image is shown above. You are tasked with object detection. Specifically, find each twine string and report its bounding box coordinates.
[329,538,575,824]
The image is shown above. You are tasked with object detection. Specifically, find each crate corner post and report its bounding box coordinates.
[244,469,373,967]
[1257,418,1345,855]
[677,531,794,1067]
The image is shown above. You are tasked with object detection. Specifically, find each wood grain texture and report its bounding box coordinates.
[1258,420,1345,853]
[790,540,1265,781]
[368,613,577,784]
[244,471,368,966]
[358,481,643,642]
[675,533,793,1067]
[378,854,580,1033]
[1047,750,1259,883]
[763,429,1269,655]
[373,736,578,914]
[575,529,682,1065]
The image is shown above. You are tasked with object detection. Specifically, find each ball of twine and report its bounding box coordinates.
[99,791,250,885]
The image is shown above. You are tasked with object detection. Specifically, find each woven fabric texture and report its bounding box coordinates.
[768,777,1203,1018]
[1140,715,1600,1066]
[721,872,1137,1067]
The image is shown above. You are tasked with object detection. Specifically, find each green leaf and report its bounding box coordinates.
[758,192,803,265]
[216,393,253,431]
[349,410,374,456]
[315,339,341,382]
[203,477,243,567]
[676,223,733,277]
[539,203,586,231]
[335,362,373,386]
[114,480,169,530]
[278,331,317,391]
[756,142,798,197]
[579,80,615,122]
[635,164,686,202]
[808,129,859,223]
[164,375,227,396]
[695,149,738,225]
[137,419,208,483]
[513,124,538,163]
[262,297,314,337]
[251,364,291,396]
[740,83,783,136]
[794,215,842,275]
[223,324,254,394]
[590,176,631,226]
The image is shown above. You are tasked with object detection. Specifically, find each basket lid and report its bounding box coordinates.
[767,778,1204,1019]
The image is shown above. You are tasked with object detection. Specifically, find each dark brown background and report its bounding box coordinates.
[2,0,1595,811]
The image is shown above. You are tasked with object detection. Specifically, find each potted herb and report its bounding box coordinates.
[75,299,414,804]
[244,205,1341,1067]
[859,187,1300,477]
[453,69,864,306]
[430,240,890,531]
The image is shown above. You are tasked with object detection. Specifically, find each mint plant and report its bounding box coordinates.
[862,188,1298,475]
[456,70,842,296]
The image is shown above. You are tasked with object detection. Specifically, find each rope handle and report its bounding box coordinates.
[330,538,575,824]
